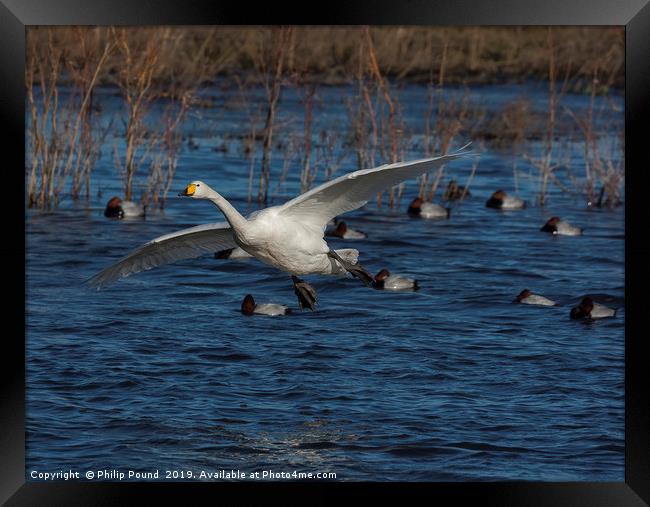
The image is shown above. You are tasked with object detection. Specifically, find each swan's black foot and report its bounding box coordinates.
[327,250,373,287]
[292,275,317,311]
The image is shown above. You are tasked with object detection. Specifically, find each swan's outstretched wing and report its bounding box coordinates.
[278,150,470,228]
[86,222,236,289]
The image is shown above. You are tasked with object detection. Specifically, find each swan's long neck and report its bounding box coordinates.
[206,189,247,230]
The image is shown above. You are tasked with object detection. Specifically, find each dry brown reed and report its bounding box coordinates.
[343,27,410,208]
[26,28,112,209]
[26,26,624,212]
[255,27,294,205]
[111,27,160,202]
[298,81,317,194]
[526,28,575,205]
[28,27,624,89]
[110,27,215,210]
[564,91,624,207]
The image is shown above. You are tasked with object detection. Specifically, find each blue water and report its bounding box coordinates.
[26,82,624,481]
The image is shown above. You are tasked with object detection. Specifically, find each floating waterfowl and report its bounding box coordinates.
[87,151,469,310]
[103,197,145,219]
[513,289,556,306]
[241,294,290,316]
[485,190,526,210]
[570,296,616,319]
[407,197,450,219]
[442,179,470,200]
[215,247,253,260]
[372,269,419,291]
[325,221,367,240]
[540,217,583,236]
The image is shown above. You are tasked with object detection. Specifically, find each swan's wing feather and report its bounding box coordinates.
[86,222,235,289]
[279,151,469,227]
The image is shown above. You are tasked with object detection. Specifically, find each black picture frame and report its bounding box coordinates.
[3,0,648,504]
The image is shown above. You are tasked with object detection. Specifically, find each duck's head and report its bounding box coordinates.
[540,216,561,233]
[486,190,507,209]
[334,221,348,236]
[514,289,532,302]
[374,269,391,283]
[580,296,594,310]
[570,296,594,319]
[106,196,122,207]
[409,197,423,209]
[104,196,124,218]
[241,294,256,315]
[179,180,210,198]
[372,268,390,289]
[408,197,424,215]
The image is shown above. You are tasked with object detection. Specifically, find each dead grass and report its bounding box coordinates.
[27,26,624,89]
[26,26,624,211]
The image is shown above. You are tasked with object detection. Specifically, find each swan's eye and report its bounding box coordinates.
[196,184,200,187]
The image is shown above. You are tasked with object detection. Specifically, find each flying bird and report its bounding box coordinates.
[87,151,469,310]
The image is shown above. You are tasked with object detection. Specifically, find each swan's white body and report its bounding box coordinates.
[87,152,468,289]
[232,206,352,276]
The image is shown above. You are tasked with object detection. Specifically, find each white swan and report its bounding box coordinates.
[87,152,468,310]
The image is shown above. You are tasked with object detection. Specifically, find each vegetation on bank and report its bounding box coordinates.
[27,26,624,89]
[25,26,624,211]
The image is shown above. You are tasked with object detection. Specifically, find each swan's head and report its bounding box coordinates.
[179,180,211,198]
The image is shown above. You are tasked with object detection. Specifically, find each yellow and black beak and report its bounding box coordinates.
[179,183,196,197]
